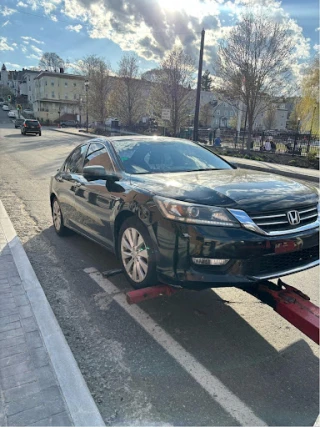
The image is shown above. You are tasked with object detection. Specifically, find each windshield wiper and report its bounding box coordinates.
[184,168,223,172]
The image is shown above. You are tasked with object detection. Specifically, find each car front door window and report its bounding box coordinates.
[65,145,88,174]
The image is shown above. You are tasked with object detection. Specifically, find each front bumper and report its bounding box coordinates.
[152,218,319,290]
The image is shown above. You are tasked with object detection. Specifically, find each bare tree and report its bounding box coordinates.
[151,47,195,136]
[78,55,111,123]
[263,106,277,130]
[108,54,145,127]
[215,11,294,149]
[39,53,65,72]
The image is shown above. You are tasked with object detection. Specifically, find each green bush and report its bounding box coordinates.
[288,160,297,166]
[307,151,317,162]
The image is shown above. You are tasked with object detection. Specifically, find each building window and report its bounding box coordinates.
[29,86,31,91]
[52,91,55,98]
[65,94,68,99]
[45,80,47,86]
[216,110,220,116]
[51,81,54,86]
[65,82,68,86]
[74,94,77,100]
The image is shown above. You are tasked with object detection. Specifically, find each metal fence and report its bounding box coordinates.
[202,129,320,157]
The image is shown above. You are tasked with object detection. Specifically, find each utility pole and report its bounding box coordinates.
[193,29,205,143]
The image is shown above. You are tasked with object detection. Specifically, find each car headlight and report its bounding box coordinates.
[154,196,240,227]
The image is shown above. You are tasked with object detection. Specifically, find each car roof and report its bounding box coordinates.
[107,135,195,144]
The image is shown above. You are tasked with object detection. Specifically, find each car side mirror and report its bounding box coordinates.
[230,162,238,169]
[83,165,120,182]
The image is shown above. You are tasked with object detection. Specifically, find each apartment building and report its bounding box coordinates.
[33,70,86,122]
[20,70,41,104]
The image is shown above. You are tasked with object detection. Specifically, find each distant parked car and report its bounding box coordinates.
[14,118,24,128]
[60,120,79,128]
[2,105,9,111]
[23,109,34,114]
[8,110,16,118]
[21,119,42,136]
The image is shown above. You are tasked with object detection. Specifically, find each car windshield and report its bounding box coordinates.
[25,120,39,125]
[111,138,232,174]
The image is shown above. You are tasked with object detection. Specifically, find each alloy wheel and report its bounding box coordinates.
[52,200,62,231]
[121,227,149,283]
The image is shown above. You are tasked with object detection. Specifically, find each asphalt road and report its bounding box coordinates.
[0,110,319,426]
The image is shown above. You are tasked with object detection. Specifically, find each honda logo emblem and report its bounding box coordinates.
[287,210,300,225]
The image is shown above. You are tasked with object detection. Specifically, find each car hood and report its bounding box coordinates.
[130,169,318,213]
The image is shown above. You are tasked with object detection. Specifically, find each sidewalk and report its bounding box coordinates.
[0,201,104,426]
[49,127,319,183]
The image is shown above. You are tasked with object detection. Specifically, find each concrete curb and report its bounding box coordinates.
[229,162,319,183]
[0,201,105,427]
[49,127,93,138]
[49,127,318,183]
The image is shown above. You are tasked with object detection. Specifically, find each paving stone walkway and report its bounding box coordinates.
[0,226,73,427]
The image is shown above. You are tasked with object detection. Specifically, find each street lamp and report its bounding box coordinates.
[307,105,317,152]
[85,80,89,133]
[58,110,61,128]
[293,116,300,155]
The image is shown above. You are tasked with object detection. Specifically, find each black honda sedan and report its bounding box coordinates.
[50,136,319,290]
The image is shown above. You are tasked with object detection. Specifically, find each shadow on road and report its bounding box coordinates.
[21,225,319,426]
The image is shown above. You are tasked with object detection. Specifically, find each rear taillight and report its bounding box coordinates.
[24,123,27,127]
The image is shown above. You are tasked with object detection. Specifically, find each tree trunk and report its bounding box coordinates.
[246,113,254,151]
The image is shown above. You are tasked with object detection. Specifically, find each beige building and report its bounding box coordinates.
[33,71,86,122]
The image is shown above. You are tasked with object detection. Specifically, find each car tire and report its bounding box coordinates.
[52,197,68,236]
[118,217,157,289]
[39,132,41,136]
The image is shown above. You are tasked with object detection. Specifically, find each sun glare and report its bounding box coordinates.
[157,0,186,12]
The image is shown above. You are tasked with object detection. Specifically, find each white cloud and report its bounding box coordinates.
[17,1,28,7]
[12,43,18,47]
[66,24,83,32]
[27,54,42,60]
[50,14,58,21]
[21,36,45,45]
[313,44,320,52]
[6,62,22,69]
[2,20,10,27]
[21,45,28,53]
[30,45,43,55]
[1,6,17,16]
[0,37,14,51]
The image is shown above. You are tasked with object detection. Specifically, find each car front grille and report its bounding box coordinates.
[256,246,319,275]
[250,204,318,233]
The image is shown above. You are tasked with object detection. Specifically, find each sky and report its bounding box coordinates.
[0,0,318,78]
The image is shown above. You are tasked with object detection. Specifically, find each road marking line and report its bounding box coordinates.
[85,268,266,426]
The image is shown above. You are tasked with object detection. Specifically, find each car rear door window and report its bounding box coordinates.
[64,145,88,173]
[84,142,114,172]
